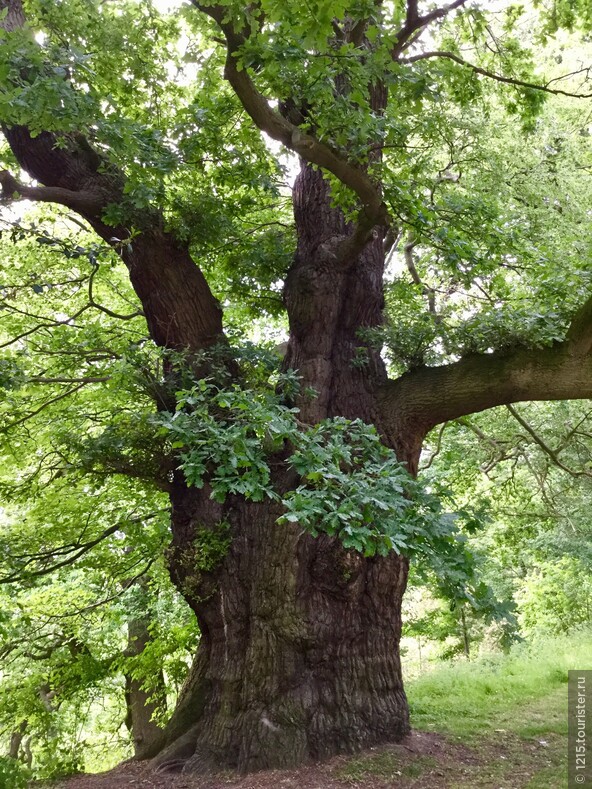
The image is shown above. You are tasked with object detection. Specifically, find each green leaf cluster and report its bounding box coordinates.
[158,355,481,594]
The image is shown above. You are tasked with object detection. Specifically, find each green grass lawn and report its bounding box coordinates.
[407,630,592,787]
[407,630,591,738]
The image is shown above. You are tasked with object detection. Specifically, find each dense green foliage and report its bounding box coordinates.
[156,354,479,569]
[402,398,592,662]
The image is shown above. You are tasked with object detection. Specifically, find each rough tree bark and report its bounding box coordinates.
[3,0,592,776]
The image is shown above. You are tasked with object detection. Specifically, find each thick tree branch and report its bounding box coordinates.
[398,51,592,98]
[0,133,224,351]
[191,1,388,237]
[0,169,105,215]
[379,343,592,450]
[0,0,225,354]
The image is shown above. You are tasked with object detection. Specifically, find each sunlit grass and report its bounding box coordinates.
[407,628,592,738]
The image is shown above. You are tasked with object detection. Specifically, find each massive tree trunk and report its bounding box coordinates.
[148,159,592,775]
[154,161,412,773]
[160,500,409,774]
[1,130,412,774]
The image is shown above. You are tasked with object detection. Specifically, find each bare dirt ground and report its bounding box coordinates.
[50,728,560,789]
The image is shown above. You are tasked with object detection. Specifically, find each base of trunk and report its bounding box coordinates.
[154,500,410,774]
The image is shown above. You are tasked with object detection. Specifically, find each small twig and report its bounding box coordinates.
[88,263,144,321]
[419,421,448,470]
[0,305,92,349]
[506,404,592,479]
[399,51,592,98]
[28,376,110,384]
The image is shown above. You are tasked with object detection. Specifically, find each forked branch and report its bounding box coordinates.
[392,0,469,59]
[190,1,389,248]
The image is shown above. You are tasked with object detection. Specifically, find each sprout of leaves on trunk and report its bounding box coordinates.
[155,347,482,598]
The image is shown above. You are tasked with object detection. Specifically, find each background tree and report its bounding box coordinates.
[421,398,592,638]
[1,0,592,775]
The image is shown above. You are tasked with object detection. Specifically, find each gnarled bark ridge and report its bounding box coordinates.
[159,498,409,773]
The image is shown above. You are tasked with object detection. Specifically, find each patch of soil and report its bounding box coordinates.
[52,732,482,789]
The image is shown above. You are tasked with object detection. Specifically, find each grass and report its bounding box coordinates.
[339,751,437,782]
[406,629,591,739]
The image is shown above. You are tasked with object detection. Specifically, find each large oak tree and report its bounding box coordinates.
[1,0,592,775]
